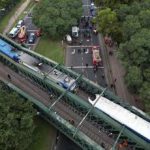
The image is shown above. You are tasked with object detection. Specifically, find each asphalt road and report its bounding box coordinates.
[56,0,107,150]
[65,1,107,87]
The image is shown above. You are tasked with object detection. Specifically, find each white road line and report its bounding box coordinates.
[71,49,75,54]
[85,48,89,54]
[67,66,104,69]
[95,74,97,78]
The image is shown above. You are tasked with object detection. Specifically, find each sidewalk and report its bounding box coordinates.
[3,0,31,35]
[106,44,140,107]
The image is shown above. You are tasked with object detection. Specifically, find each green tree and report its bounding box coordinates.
[122,15,141,41]
[32,0,82,39]
[139,9,150,28]
[0,85,36,150]
[139,82,150,113]
[125,66,143,93]
[95,8,121,37]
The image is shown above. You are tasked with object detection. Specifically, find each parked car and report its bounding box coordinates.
[16,20,24,28]
[72,26,79,38]
[28,33,36,43]
[8,27,20,38]
[65,34,72,44]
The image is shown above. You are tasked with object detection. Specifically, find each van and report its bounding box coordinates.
[72,26,79,38]
[8,27,20,38]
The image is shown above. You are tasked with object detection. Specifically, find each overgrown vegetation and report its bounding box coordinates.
[32,0,82,39]
[0,84,36,150]
[95,0,150,112]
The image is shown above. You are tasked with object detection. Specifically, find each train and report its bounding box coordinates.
[0,39,76,91]
[88,94,150,143]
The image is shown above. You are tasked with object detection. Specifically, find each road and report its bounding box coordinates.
[65,0,107,88]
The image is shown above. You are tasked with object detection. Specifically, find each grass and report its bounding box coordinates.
[0,0,26,33]
[35,37,64,64]
[28,117,57,150]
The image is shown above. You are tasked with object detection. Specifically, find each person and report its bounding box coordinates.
[7,74,11,80]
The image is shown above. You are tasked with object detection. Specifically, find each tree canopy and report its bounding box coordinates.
[32,0,82,39]
[95,0,150,113]
[0,84,36,150]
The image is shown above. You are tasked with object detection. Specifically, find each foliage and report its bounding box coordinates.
[32,0,82,39]
[95,0,150,112]
[0,0,21,9]
[96,8,118,34]
[125,66,143,93]
[0,84,36,150]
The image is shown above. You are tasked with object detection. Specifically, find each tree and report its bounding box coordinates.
[95,8,121,38]
[0,85,36,150]
[119,28,150,66]
[139,82,150,113]
[32,0,82,39]
[139,9,150,28]
[122,15,141,41]
[125,66,143,93]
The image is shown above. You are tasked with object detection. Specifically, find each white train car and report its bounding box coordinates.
[88,95,150,142]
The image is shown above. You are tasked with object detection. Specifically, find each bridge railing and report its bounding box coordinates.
[0,45,149,149]
[0,33,149,122]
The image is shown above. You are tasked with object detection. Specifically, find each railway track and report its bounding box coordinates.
[0,62,115,149]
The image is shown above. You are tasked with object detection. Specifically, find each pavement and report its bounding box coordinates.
[105,43,144,109]
[3,0,31,35]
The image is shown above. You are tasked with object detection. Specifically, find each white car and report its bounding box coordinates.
[72,26,79,38]
[8,27,20,38]
[17,20,24,28]
[65,34,72,44]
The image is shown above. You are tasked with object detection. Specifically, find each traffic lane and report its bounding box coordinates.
[72,67,106,87]
[66,47,92,66]
[24,15,38,31]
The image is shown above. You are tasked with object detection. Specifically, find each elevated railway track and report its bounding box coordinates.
[0,34,150,150]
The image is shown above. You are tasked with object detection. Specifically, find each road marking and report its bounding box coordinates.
[71,49,75,54]
[67,66,104,69]
[85,48,89,54]
[95,74,97,78]
[82,57,83,61]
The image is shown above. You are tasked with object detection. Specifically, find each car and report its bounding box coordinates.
[65,34,72,44]
[8,27,20,38]
[28,33,36,43]
[72,26,79,38]
[16,20,24,28]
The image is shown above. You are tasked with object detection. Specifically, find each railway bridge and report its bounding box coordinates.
[0,34,150,150]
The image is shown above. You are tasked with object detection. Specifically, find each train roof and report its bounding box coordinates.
[89,95,150,142]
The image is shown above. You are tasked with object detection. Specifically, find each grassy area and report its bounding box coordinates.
[28,117,57,150]
[35,37,64,64]
[0,0,26,33]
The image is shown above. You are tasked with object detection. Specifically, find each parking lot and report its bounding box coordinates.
[8,9,40,50]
